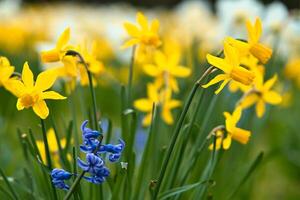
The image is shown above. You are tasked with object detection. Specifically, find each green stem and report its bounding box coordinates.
[152,66,214,199]
[127,45,136,108]
[40,119,58,200]
[64,50,103,200]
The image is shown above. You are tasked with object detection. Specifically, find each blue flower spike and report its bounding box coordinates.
[51,120,125,190]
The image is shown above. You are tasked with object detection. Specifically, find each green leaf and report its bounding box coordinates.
[158,180,214,200]
[0,168,19,200]
[227,151,264,199]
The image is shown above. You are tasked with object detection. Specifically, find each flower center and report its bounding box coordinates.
[20,93,39,108]
[140,34,161,47]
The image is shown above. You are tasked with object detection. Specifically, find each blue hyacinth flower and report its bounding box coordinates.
[51,169,72,191]
[77,153,104,174]
[98,139,125,162]
[51,168,73,180]
[81,120,100,141]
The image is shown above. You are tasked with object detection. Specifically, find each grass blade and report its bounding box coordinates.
[227,152,264,199]
[0,168,19,200]
[158,180,214,200]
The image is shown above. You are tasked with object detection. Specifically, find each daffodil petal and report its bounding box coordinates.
[42,91,66,100]
[16,98,24,110]
[134,99,153,112]
[202,74,228,89]
[56,27,70,49]
[166,100,181,109]
[254,18,262,41]
[222,135,232,150]
[162,109,173,125]
[169,77,179,93]
[170,66,191,77]
[214,78,230,94]
[7,80,26,97]
[142,113,152,127]
[22,62,34,88]
[137,12,148,30]
[143,64,161,77]
[263,91,282,105]
[124,22,140,37]
[33,100,49,119]
[264,74,277,91]
[256,99,265,118]
[240,93,258,108]
[121,39,139,49]
[35,69,57,92]
[147,83,159,102]
[151,19,160,32]
[206,54,231,73]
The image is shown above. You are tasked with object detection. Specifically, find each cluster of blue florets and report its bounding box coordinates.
[51,120,125,190]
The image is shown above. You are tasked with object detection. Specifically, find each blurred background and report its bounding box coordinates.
[1,0,300,199]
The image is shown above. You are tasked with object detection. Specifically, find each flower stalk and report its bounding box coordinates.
[152,65,215,199]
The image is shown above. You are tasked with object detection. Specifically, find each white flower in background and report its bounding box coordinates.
[174,0,219,47]
[216,0,263,39]
[263,1,288,34]
[281,13,300,58]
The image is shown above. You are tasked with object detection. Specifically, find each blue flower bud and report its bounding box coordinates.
[52,179,70,190]
[81,120,100,140]
[51,168,72,180]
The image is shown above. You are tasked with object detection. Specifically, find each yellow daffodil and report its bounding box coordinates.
[143,50,191,93]
[54,55,78,94]
[134,83,181,126]
[10,62,66,119]
[209,106,251,150]
[284,57,300,88]
[160,88,181,125]
[78,41,105,78]
[41,28,73,63]
[226,18,272,64]
[240,74,282,118]
[134,83,159,126]
[122,12,161,49]
[0,56,15,91]
[36,128,70,168]
[202,42,255,94]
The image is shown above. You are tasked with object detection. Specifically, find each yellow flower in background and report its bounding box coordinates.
[0,57,15,91]
[122,12,161,49]
[226,18,272,64]
[134,83,160,126]
[210,106,251,150]
[134,83,181,126]
[202,42,255,94]
[54,55,78,94]
[284,57,300,88]
[41,28,73,63]
[92,37,115,61]
[143,49,191,93]
[160,88,181,125]
[76,41,106,87]
[36,128,70,168]
[240,74,282,118]
[9,62,66,119]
